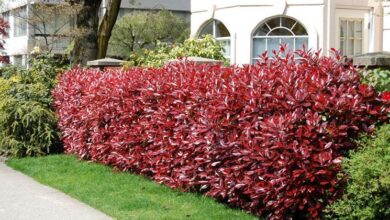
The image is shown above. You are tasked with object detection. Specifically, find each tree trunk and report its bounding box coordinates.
[71,0,102,65]
[97,0,121,59]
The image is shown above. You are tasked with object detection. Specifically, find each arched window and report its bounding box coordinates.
[252,17,308,63]
[198,20,231,59]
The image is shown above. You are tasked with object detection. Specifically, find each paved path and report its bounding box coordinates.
[0,158,112,220]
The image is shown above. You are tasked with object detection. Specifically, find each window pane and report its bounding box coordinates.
[13,55,23,66]
[295,37,308,49]
[280,37,294,50]
[267,18,281,29]
[348,39,354,55]
[253,38,266,58]
[254,25,269,36]
[348,20,354,39]
[215,20,230,38]
[340,20,347,38]
[281,17,296,29]
[292,23,308,35]
[14,7,27,37]
[218,39,231,58]
[355,21,363,39]
[355,39,362,55]
[199,21,213,37]
[268,28,293,36]
[268,38,281,55]
[340,39,345,55]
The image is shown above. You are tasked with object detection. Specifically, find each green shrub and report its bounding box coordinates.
[326,124,390,220]
[126,35,226,67]
[0,53,65,157]
[361,68,390,92]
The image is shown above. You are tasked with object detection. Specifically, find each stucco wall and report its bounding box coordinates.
[191,0,386,65]
[192,0,324,64]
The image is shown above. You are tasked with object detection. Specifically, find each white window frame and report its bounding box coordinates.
[198,20,231,60]
[339,18,364,57]
[252,17,309,64]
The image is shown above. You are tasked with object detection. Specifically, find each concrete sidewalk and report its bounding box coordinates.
[0,158,112,220]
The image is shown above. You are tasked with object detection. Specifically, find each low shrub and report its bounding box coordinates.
[360,68,390,92]
[53,48,389,219]
[326,124,390,220]
[126,35,226,67]
[0,54,64,157]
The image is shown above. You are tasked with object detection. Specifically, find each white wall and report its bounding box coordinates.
[334,8,371,53]
[191,0,386,65]
[1,2,30,66]
[192,0,325,65]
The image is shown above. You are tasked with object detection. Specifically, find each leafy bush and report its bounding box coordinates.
[53,48,389,219]
[126,35,226,67]
[361,68,390,92]
[0,54,64,157]
[326,124,390,220]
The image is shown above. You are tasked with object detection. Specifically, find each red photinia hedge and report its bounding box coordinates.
[0,16,9,64]
[52,48,389,219]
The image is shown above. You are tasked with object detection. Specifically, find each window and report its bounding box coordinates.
[13,7,27,37]
[13,55,24,66]
[339,19,363,56]
[198,20,231,59]
[33,6,76,37]
[252,17,308,63]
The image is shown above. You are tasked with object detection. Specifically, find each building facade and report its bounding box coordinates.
[191,0,390,65]
[0,0,190,66]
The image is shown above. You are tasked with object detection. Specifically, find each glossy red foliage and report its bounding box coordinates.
[0,17,9,64]
[53,49,389,219]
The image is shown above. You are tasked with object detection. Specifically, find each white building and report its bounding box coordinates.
[191,0,390,65]
[0,0,190,66]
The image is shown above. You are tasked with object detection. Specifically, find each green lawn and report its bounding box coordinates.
[6,155,258,220]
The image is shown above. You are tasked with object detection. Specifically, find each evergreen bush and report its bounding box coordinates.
[0,54,64,157]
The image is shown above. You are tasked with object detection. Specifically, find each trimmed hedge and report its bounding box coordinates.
[53,49,389,219]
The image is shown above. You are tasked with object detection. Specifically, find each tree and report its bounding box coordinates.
[17,2,80,53]
[67,0,122,65]
[67,0,102,65]
[0,16,9,63]
[98,0,121,59]
[109,10,189,57]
